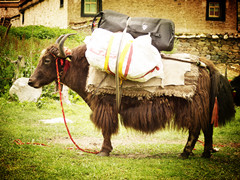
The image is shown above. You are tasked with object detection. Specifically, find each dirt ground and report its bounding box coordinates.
[51,133,240,157]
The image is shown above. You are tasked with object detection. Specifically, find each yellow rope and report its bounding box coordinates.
[104,35,115,74]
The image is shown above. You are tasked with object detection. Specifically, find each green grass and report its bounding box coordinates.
[0,97,239,179]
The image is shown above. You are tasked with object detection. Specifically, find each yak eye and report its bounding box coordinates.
[44,58,51,64]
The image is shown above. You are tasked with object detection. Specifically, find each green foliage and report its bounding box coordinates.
[8,25,72,40]
[41,82,59,99]
[0,25,7,36]
[69,90,83,104]
[0,25,86,46]
[0,52,15,96]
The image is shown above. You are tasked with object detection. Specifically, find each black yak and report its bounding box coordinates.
[28,34,235,158]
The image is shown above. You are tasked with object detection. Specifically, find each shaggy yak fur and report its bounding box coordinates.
[28,37,235,158]
[230,75,240,106]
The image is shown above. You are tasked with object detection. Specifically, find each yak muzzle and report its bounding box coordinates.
[28,78,40,88]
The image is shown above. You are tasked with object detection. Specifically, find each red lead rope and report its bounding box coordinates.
[56,59,99,154]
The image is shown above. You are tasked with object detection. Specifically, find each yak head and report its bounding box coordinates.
[28,34,74,88]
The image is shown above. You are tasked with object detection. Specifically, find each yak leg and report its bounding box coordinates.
[180,128,200,159]
[202,124,213,158]
[98,132,113,156]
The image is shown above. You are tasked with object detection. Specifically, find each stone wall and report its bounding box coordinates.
[175,34,240,64]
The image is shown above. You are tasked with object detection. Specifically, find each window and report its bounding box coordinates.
[60,0,64,8]
[209,2,220,18]
[81,0,102,17]
[206,0,225,21]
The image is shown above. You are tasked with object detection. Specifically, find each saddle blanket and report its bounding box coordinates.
[86,53,200,100]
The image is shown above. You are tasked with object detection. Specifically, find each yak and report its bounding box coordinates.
[28,34,235,158]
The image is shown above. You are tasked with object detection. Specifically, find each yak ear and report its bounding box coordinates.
[58,33,76,58]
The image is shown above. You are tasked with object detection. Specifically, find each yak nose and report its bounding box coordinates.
[28,77,41,88]
[28,78,35,87]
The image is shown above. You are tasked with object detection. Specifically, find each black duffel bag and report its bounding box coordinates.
[91,10,175,52]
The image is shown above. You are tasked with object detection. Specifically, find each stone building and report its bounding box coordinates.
[1,0,239,33]
[1,0,240,63]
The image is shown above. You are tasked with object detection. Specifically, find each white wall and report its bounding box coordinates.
[19,0,68,28]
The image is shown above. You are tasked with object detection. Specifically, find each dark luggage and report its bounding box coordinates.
[92,10,175,51]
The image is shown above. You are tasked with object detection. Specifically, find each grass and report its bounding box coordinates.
[0,97,239,179]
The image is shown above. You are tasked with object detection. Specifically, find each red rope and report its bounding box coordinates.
[14,139,49,147]
[55,59,99,154]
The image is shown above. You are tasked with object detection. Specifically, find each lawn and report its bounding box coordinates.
[0,97,239,179]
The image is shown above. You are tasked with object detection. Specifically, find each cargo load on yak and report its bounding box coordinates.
[85,10,176,83]
[85,28,164,82]
[91,10,175,52]
[84,10,207,99]
[84,10,210,114]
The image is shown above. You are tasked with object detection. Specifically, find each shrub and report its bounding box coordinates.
[0,26,7,37]
[0,56,15,96]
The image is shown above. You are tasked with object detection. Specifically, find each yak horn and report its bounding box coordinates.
[58,33,76,58]
[55,35,64,44]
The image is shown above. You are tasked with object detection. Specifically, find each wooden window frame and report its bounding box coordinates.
[81,0,102,17]
[206,0,225,21]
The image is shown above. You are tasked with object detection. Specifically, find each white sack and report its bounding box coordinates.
[84,28,164,82]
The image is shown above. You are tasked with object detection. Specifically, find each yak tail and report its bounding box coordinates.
[200,58,235,126]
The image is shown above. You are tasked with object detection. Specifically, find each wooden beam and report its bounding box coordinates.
[19,0,44,13]
[0,2,19,8]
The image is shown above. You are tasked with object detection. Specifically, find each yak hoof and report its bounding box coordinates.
[201,152,211,158]
[97,151,110,157]
[179,153,189,159]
